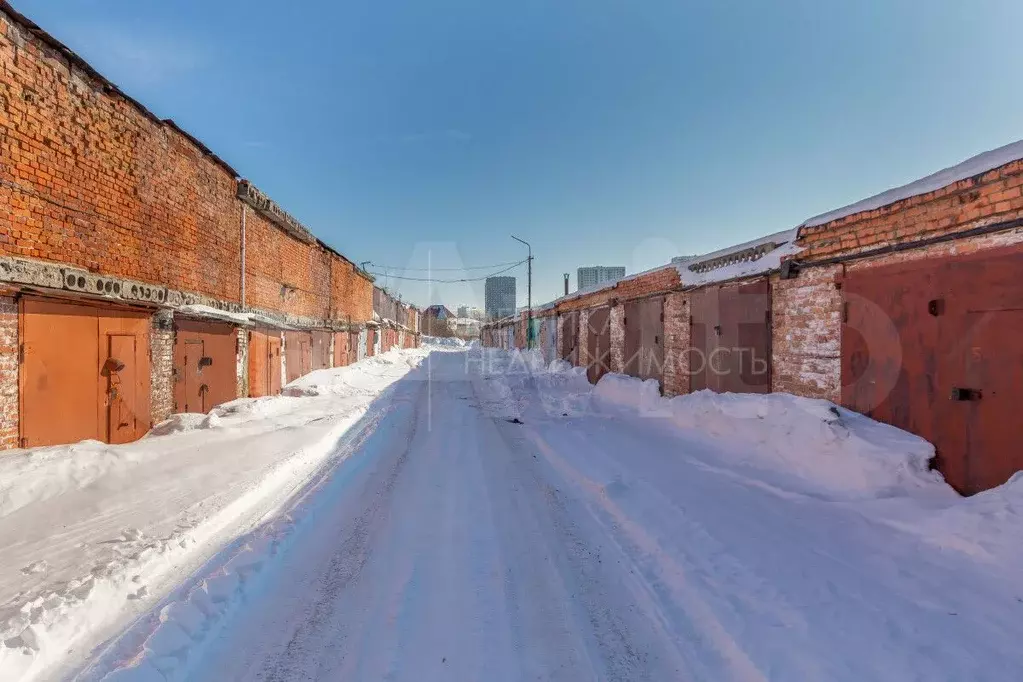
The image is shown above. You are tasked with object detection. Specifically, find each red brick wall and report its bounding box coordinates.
[331,257,373,323]
[245,210,325,318]
[662,291,690,397]
[771,268,843,400]
[0,295,18,447]
[0,13,242,302]
[796,159,1023,261]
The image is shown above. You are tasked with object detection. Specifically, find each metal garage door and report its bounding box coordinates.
[311,330,331,371]
[21,297,150,447]
[285,331,313,383]
[174,319,237,414]
[690,280,771,393]
[248,329,282,398]
[560,312,579,364]
[624,296,665,385]
[585,306,611,384]
[333,331,349,368]
[842,244,1023,494]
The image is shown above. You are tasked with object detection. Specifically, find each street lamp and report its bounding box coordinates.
[511,235,533,349]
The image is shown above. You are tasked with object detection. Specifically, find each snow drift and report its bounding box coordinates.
[593,373,947,500]
[0,348,428,682]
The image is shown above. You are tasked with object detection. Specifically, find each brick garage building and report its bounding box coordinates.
[0,3,408,450]
[779,141,1023,494]
[483,141,1023,493]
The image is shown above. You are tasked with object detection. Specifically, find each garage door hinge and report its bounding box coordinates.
[842,301,849,323]
[18,343,24,363]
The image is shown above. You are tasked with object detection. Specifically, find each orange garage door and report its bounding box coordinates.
[20,297,151,448]
[173,319,238,414]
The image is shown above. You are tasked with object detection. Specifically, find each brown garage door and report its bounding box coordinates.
[285,331,313,383]
[333,331,349,368]
[842,244,1023,494]
[248,329,282,398]
[21,297,150,447]
[690,279,772,393]
[174,319,237,414]
[560,312,579,364]
[311,330,331,371]
[624,296,665,385]
[585,307,611,384]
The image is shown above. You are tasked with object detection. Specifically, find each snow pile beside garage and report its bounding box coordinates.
[283,348,428,397]
[421,335,466,348]
[0,348,428,682]
[594,374,947,500]
[0,441,148,518]
[891,472,1023,566]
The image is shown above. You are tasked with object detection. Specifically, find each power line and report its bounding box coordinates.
[365,259,524,272]
[367,260,526,283]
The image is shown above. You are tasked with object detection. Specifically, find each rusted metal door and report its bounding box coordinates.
[248,329,282,398]
[21,297,150,447]
[843,244,1023,494]
[311,331,330,371]
[624,296,665,385]
[174,319,237,413]
[349,331,359,365]
[333,332,349,367]
[285,331,313,383]
[268,335,282,395]
[690,280,771,393]
[560,312,579,364]
[585,306,611,384]
[248,330,268,397]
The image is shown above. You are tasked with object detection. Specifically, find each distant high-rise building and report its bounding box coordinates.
[485,277,517,320]
[577,266,625,291]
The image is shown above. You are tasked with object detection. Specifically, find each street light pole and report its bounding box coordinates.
[511,235,532,349]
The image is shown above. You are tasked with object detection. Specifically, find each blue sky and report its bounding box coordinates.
[15,0,1023,310]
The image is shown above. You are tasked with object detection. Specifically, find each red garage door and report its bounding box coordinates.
[20,297,150,447]
[624,296,665,385]
[690,280,772,393]
[285,331,313,383]
[248,329,282,398]
[842,244,1023,494]
[174,319,238,414]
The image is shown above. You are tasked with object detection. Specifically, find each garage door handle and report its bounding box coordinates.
[950,387,982,401]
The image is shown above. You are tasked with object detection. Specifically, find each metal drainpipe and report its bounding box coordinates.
[240,205,247,307]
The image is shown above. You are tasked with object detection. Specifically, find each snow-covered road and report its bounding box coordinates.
[80,348,1022,682]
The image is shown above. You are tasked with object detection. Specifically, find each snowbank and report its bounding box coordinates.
[421,336,466,348]
[890,471,1023,565]
[0,348,428,682]
[592,374,947,500]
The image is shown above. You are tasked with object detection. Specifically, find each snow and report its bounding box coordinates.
[172,304,252,325]
[800,139,1023,228]
[6,347,1023,681]
[672,228,801,287]
[420,335,467,348]
[592,374,946,500]
[0,347,428,682]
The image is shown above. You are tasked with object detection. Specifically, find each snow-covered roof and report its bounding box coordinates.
[800,139,1023,229]
[672,228,800,287]
[175,304,253,325]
